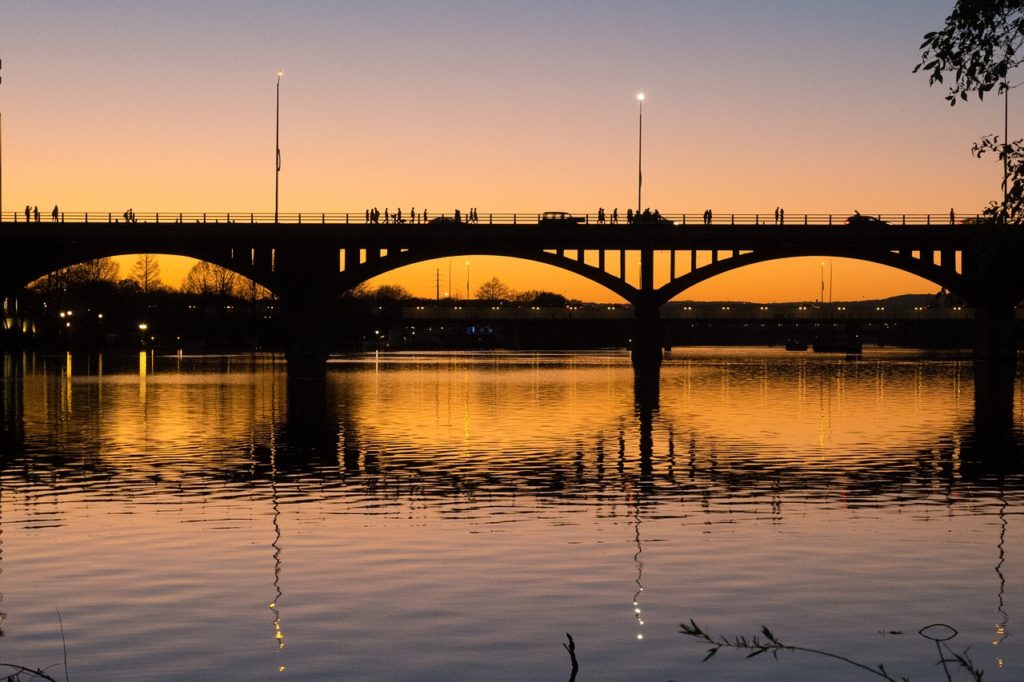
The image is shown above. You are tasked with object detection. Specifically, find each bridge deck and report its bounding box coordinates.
[0,220,970,251]
[1,210,973,227]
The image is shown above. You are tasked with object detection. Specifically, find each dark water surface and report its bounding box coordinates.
[0,348,1022,680]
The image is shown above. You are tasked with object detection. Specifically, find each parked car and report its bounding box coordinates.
[844,212,888,227]
[539,211,585,225]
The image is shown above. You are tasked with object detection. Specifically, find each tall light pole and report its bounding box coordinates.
[636,93,644,214]
[275,70,283,223]
[828,258,833,304]
[819,261,825,304]
[1002,81,1024,220]
[465,261,470,300]
[1005,81,1010,217]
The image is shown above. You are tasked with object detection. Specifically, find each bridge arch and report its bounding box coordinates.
[14,248,279,294]
[654,249,966,306]
[337,247,641,303]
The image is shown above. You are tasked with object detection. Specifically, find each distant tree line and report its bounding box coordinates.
[355,277,569,307]
[16,255,571,352]
[22,255,277,351]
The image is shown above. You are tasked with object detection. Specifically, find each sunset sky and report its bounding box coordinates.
[0,1,1010,302]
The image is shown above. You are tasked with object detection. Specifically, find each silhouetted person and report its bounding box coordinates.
[597,207,605,224]
[779,207,784,224]
[411,207,415,224]
[423,209,428,222]
[774,206,779,224]
[396,207,403,224]
[365,209,370,223]
[52,205,58,222]
[626,208,634,224]
[33,206,39,222]
[950,208,955,224]
[455,208,461,223]
[24,205,30,222]
[611,208,618,224]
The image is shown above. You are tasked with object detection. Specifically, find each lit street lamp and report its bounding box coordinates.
[275,70,283,223]
[636,93,645,214]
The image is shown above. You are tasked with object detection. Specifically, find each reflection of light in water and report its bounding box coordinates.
[268,432,286,672]
[993,490,1009,669]
[138,351,147,404]
[0,483,6,637]
[629,491,644,641]
[63,353,72,419]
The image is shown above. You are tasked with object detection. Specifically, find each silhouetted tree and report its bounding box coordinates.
[917,1,1024,222]
[916,1,1024,105]
[182,261,239,297]
[372,284,413,302]
[513,290,568,307]
[28,259,122,322]
[69,258,120,286]
[130,254,163,293]
[476,277,513,301]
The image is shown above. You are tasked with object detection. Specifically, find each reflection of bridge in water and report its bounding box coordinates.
[2,215,1022,386]
[0,352,1020,504]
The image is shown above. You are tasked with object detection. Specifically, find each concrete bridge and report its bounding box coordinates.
[1,212,1020,379]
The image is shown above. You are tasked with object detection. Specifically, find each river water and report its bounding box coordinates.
[0,348,1022,680]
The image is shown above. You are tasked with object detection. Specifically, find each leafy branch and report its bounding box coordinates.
[0,662,61,681]
[680,620,985,681]
[973,134,1024,224]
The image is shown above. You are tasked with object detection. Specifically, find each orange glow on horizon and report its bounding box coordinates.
[2,2,1003,302]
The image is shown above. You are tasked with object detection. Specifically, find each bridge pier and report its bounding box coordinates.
[970,300,1018,454]
[631,250,664,372]
[281,295,331,378]
[631,306,664,372]
[973,300,1018,364]
[276,246,338,379]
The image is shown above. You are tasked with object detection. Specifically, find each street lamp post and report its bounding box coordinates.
[819,262,825,304]
[275,70,283,223]
[1002,81,1024,220]
[1005,81,1010,217]
[466,261,470,300]
[636,93,644,214]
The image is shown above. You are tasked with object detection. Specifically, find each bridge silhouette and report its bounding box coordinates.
[1,212,1020,386]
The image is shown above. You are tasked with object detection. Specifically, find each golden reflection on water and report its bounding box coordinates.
[0,349,995,514]
[0,349,1020,680]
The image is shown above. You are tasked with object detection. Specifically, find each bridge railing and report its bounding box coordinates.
[0,210,984,226]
